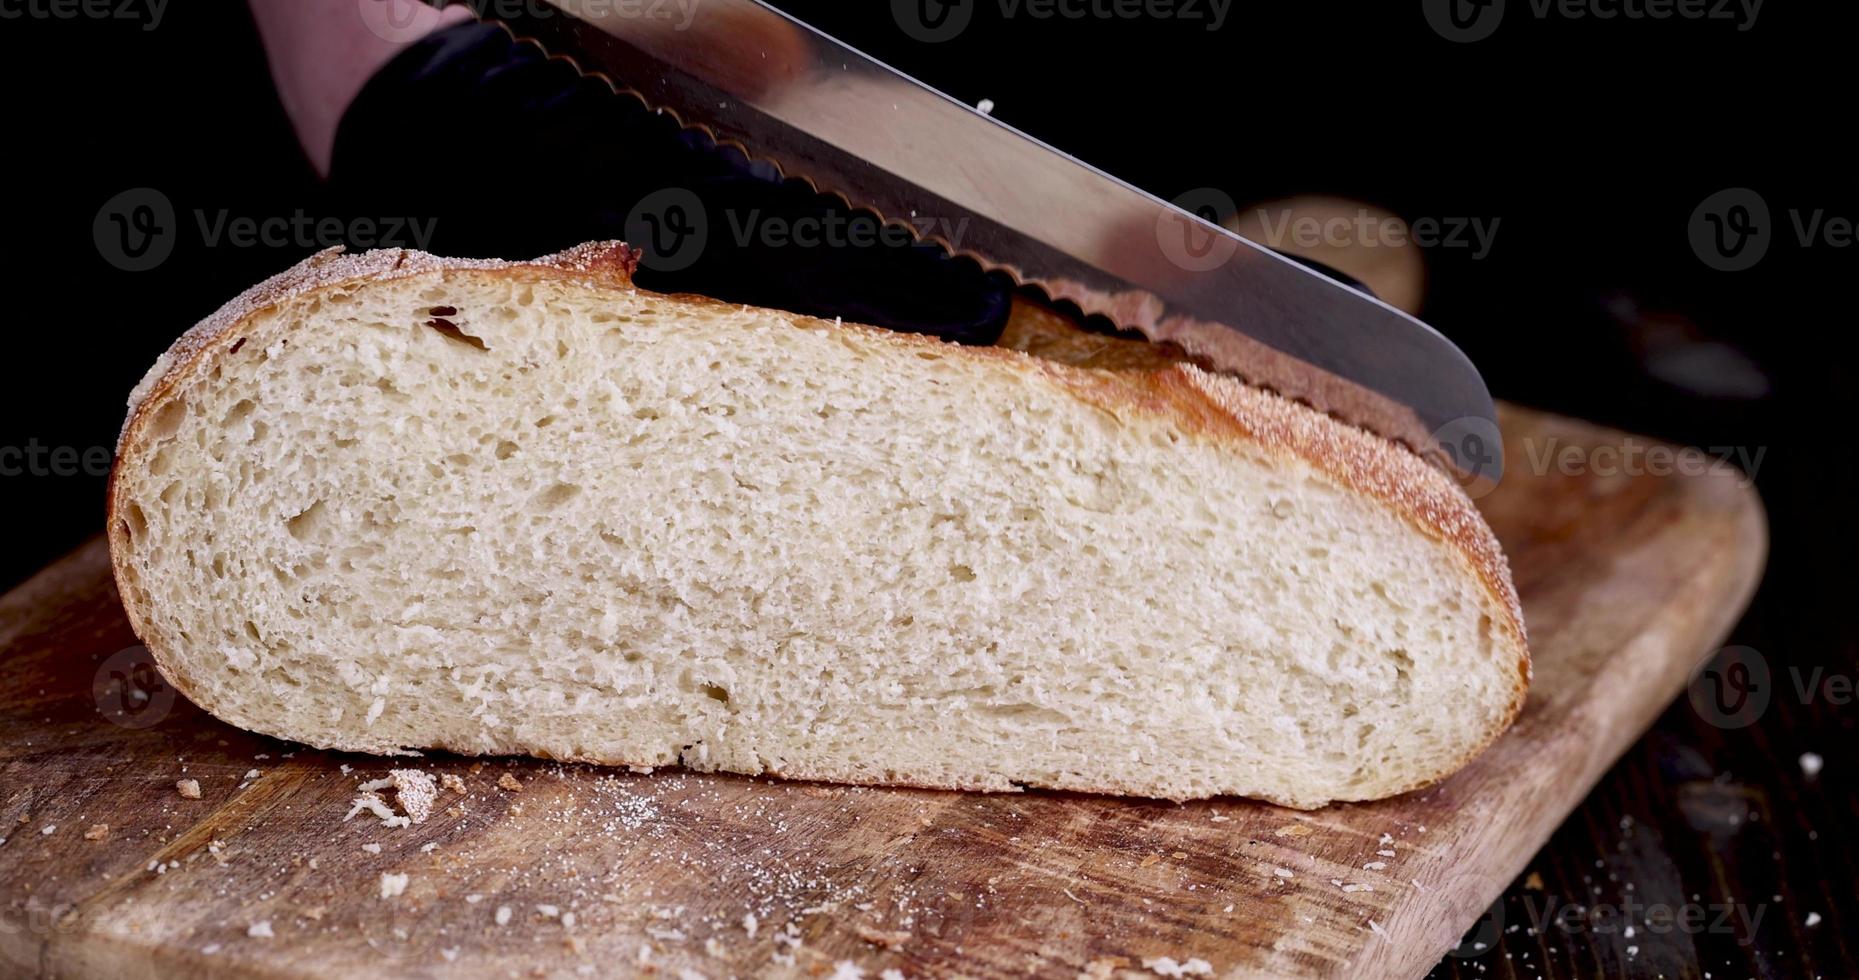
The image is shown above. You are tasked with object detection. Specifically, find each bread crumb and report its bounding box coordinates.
[1800,752,1824,778]
[829,962,864,980]
[84,824,109,841]
[1080,957,1127,980]
[40,824,56,836]
[1805,911,1822,927]
[498,773,524,792]
[1141,956,1212,977]
[344,791,410,828]
[1139,853,1162,868]
[854,924,911,948]
[247,921,274,938]
[356,769,438,823]
[361,842,382,854]
[380,872,409,898]
[176,779,202,799]
[742,913,758,938]
[441,773,467,793]
[1523,871,1545,890]
[389,769,438,823]
[495,905,513,926]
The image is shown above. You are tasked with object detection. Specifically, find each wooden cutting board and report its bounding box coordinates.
[0,404,1765,980]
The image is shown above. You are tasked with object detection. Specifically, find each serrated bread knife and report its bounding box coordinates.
[446,0,1503,484]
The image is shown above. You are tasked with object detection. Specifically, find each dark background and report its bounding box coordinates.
[2,1,1852,976]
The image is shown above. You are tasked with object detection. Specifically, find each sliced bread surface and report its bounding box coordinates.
[109,243,1528,808]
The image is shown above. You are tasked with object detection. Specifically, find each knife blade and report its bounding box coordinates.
[446,0,1503,484]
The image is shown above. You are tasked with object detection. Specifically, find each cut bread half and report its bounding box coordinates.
[108,243,1528,808]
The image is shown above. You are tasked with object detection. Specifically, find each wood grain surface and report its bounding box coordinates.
[0,404,1765,979]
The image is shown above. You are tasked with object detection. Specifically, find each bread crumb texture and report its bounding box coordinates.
[109,245,1527,808]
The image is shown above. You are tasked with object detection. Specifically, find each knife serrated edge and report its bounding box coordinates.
[456,11,1458,476]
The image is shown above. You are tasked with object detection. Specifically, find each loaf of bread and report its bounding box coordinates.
[108,243,1528,808]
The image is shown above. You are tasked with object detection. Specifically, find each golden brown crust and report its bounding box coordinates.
[110,243,1529,807]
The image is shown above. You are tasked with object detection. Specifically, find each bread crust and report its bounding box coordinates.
[108,243,1529,808]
